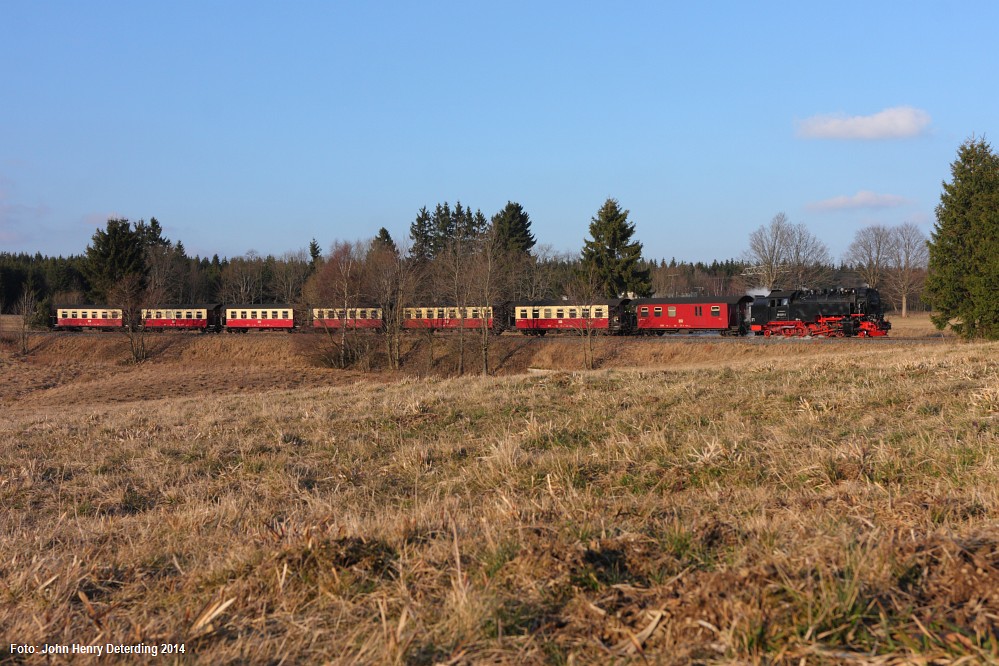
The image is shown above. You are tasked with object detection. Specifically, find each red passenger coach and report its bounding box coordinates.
[514,300,629,335]
[224,305,295,332]
[54,306,124,331]
[632,296,751,335]
[312,307,384,330]
[142,304,222,332]
[402,306,504,332]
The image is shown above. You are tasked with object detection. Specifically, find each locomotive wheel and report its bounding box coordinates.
[763,329,772,337]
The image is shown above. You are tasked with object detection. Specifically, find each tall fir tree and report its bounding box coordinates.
[308,238,322,272]
[926,137,999,339]
[409,202,487,262]
[580,198,652,298]
[83,218,147,301]
[408,206,434,262]
[491,201,536,255]
[373,227,398,255]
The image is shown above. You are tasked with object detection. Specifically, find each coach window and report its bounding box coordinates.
[667,306,677,317]
[640,307,649,317]
[471,309,478,319]
[568,309,576,318]
[581,307,590,318]
[653,307,662,317]
[556,309,564,318]
[711,306,721,317]
[271,311,278,319]
[532,308,539,318]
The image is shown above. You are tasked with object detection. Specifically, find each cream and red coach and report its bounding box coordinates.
[513,300,628,335]
[632,296,752,335]
[142,304,222,332]
[53,306,124,331]
[402,305,504,332]
[224,305,295,332]
[312,307,384,330]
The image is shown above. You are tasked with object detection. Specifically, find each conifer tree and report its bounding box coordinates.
[308,238,322,271]
[408,206,434,262]
[373,227,397,255]
[83,218,147,301]
[491,201,536,256]
[580,198,652,298]
[926,137,999,339]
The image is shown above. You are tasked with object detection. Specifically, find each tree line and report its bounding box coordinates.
[2,137,997,340]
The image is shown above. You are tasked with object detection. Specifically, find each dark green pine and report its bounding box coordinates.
[580,198,652,298]
[926,137,999,339]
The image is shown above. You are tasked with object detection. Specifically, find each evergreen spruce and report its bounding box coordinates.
[308,238,322,271]
[580,198,652,298]
[409,202,487,262]
[491,201,536,255]
[373,227,397,255]
[926,137,999,339]
[83,218,147,301]
[408,206,434,262]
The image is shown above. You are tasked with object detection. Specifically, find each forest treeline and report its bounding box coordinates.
[1,200,930,323]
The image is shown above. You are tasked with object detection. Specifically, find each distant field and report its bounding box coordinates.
[0,313,21,333]
[2,320,997,663]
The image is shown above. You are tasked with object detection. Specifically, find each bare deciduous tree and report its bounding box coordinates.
[566,264,604,370]
[846,224,895,289]
[109,274,150,363]
[305,241,366,368]
[272,250,311,305]
[744,212,831,290]
[745,212,793,291]
[784,223,832,289]
[365,239,418,371]
[886,223,929,317]
[468,224,510,375]
[15,288,37,355]
[221,252,265,304]
[518,244,559,301]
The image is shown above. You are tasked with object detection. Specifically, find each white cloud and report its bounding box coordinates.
[796,106,931,139]
[807,190,907,211]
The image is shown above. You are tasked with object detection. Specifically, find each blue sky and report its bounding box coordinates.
[1,2,996,262]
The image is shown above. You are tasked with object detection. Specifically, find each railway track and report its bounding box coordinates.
[23,328,949,344]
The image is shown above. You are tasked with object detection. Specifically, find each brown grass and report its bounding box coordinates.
[2,326,998,664]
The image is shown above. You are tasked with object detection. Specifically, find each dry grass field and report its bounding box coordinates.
[2,315,998,664]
